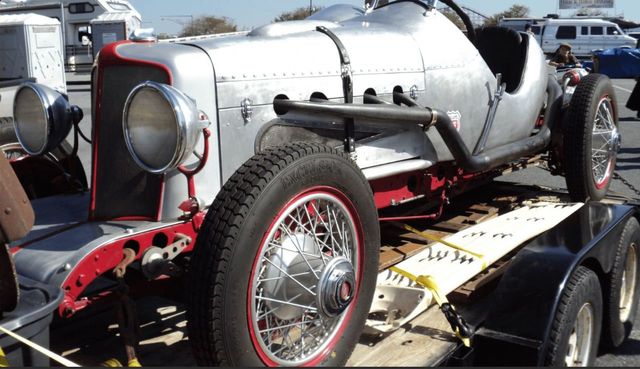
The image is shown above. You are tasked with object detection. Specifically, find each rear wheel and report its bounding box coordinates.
[187,143,380,366]
[563,74,620,202]
[545,266,602,367]
[602,217,640,349]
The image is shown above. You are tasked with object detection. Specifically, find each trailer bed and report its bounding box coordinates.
[47,183,630,366]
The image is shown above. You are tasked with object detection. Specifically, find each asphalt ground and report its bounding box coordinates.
[64,75,640,366]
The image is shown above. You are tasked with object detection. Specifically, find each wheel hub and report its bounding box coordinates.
[317,257,356,318]
[262,233,324,321]
[610,128,621,154]
[620,244,637,322]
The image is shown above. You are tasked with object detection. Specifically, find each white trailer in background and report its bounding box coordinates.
[90,11,138,58]
[0,13,65,126]
[0,0,141,71]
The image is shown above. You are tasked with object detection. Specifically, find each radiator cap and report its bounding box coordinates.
[130,28,157,43]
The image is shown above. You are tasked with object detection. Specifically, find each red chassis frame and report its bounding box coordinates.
[14,159,506,318]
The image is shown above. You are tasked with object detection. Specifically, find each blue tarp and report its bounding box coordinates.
[593,48,640,78]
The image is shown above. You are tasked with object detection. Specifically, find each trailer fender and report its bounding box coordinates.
[473,202,636,365]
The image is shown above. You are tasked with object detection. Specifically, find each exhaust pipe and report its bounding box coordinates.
[273,76,563,173]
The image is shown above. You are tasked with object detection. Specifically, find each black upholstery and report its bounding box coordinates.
[474,27,528,93]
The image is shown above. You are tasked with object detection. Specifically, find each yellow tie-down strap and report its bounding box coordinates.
[0,346,8,368]
[401,223,488,269]
[389,266,472,348]
[0,326,79,367]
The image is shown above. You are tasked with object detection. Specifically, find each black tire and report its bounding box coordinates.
[545,266,603,366]
[602,217,640,349]
[563,74,619,202]
[187,143,380,366]
[0,118,87,197]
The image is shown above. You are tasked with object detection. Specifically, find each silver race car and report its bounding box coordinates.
[7,0,620,366]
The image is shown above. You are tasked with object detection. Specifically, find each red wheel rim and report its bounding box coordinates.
[247,186,364,366]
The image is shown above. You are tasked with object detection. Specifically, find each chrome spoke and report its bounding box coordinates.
[590,97,618,186]
[256,295,318,312]
[263,257,317,296]
[250,191,358,365]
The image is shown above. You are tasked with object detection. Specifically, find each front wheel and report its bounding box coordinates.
[563,74,620,202]
[187,143,380,366]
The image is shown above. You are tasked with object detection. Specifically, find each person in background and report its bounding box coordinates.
[525,24,535,36]
[627,77,640,119]
[549,43,582,68]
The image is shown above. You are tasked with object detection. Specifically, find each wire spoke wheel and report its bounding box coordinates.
[188,143,379,367]
[563,74,619,202]
[591,97,619,189]
[250,190,360,366]
[0,143,28,161]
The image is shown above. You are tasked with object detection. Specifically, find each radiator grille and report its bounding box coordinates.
[91,66,169,220]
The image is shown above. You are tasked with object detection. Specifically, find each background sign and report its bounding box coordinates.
[559,0,615,9]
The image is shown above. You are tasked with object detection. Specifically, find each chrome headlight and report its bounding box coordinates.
[13,83,82,156]
[123,82,208,174]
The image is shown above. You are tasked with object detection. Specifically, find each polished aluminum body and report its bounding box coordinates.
[119,1,547,205]
[13,1,552,287]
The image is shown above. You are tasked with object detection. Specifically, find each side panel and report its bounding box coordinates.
[474,203,635,365]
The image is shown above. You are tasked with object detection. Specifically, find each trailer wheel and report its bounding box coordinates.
[187,143,380,366]
[563,74,620,202]
[545,266,602,367]
[602,217,640,349]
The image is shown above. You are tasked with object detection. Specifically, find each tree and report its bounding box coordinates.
[574,7,606,17]
[484,4,530,26]
[441,8,466,30]
[273,6,322,22]
[157,32,174,40]
[180,16,237,37]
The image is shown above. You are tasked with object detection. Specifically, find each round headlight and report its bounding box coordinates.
[13,83,79,156]
[123,82,207,174]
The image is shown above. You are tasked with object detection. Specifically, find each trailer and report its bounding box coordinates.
[4,180,633,367]
[0,13,65,125]
[0,0,141,71]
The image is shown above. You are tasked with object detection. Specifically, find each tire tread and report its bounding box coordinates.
[187,143,360,366]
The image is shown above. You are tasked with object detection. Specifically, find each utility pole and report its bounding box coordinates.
[161,15,194,33]
[309,0,313,16]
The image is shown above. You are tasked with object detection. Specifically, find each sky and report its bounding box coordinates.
[128,0,640,35]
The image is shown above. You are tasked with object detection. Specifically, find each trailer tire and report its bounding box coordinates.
[545,266,602,367]
[187,143,380,367]
[602,217,640,349]
[563,74,619,202]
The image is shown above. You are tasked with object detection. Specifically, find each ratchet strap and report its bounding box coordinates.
[389,266,472,347]
[0,325,79,367]
[0,347,8,367]
[401,223,488,269]
[101,358,142,367]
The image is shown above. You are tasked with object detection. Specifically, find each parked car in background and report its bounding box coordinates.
[591,47,640,79]
[501,18,637,57]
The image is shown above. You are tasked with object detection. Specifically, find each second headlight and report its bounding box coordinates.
[123,81,207,174]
